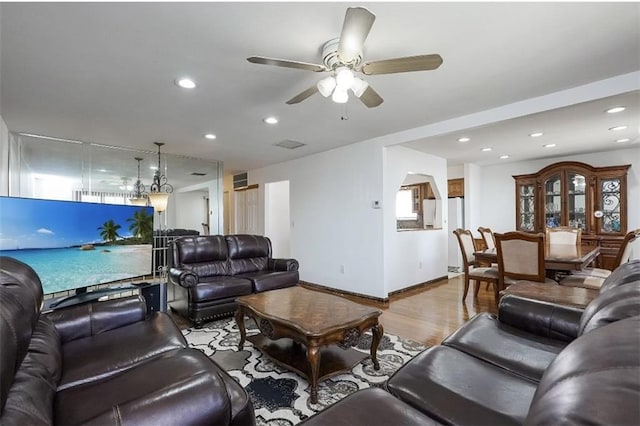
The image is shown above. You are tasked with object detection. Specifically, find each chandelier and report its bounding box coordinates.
[129,157,148,206]
[146,142,173,212]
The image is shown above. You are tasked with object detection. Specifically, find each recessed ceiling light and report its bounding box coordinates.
[150,166,158,170]
[176,78,196,89]
[609,125,627,131]
[98,169,107,172]
[529,132,544,138]
[499,155,510,159]
[263,117,278,124]
[204,133,216,140]
[616,138,630,143]
[458,137,470,142]
[606,106,626,114]
[543,143,556,148]
[481,147,492,152]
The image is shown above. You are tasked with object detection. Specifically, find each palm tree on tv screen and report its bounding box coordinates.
[98,220,122,244]
[127,208,153,242]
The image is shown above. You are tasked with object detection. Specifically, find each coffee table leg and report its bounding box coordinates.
[307,344,321,404]
[370,323,384,370]
[235,308,246,350]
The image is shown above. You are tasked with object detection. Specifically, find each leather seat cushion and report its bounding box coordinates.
[386,345,537,425]
[235,270,299,293]
[442,313,565,381]
[299,387,443,426]
[58,313,187,390]
[189,276,253,302]
[55,349,232,425]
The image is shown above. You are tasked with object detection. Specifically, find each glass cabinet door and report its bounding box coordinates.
[599,178,622,233]
[518,183,535,231]
[568,172,587,231]
[544,175,562,228]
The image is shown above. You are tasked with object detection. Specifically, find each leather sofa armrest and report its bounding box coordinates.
[168,267,199,288]
[498,295,583,342]
[268,258,299,272]
[46,295,146,343]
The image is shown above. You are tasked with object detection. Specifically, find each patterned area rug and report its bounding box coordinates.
[183,317,426,425]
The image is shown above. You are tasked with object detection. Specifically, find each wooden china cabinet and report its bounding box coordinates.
[514,161,630,270]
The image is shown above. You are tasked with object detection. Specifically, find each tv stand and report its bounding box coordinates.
[45,285,137,311]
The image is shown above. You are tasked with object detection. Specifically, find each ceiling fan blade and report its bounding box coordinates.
[247,56,326,72]
[337,7,376,63]
[361,54,443,75]
[358,85,383,108]
[286,85,319,105]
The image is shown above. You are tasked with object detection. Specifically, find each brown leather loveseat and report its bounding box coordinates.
[300,260,640,426]
[168,234,299,327]
[0,256,255,425]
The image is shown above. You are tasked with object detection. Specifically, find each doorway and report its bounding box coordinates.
[264,180,290,258]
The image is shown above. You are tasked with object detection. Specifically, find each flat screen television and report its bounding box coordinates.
[0,196,154,296]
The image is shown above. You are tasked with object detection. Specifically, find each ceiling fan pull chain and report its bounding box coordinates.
[341,103,349,121]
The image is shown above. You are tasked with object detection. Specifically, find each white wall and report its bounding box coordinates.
[249,139,386,298]
[476,147,640,232]
[0,116,8,196]
[265,180,290,258]
[447,165,465,179]
[383,146,448,294]
[173,191,207,232]
[464,163,482,234]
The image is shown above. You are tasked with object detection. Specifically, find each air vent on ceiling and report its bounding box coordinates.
[274,139,306,149]
[233,172,248,189]
[191,172,207,176]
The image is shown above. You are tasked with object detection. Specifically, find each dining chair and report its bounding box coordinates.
[201,222,210,235]
[560,229,640,289]
[545,226,582,246]
[477,227,496,250]
[453,229,500,303]
[494,231,558,293]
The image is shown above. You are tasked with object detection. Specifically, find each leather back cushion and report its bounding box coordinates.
[1,316,61,424]
[525,316,640,426]
[226,235,271,274]
[171,236,229,276]
[578,281,640,335]
[0,258,44,412]
[599,259,640,293]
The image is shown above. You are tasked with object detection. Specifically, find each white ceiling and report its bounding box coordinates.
[1,2,639,176]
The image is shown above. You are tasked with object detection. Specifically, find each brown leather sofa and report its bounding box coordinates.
[0,256,255,425]
[300,260,640,426]
[168,234,299,327]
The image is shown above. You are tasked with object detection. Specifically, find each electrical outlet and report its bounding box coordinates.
[339,265,345,274]
[419,261,423,269]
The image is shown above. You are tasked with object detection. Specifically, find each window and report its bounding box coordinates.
[396,188,417,220]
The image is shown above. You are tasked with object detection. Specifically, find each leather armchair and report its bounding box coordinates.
[0,256,256,425]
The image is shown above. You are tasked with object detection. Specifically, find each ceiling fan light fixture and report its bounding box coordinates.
[332,87,349,103]
[335,67,355,89]
[317,76,337,97]
[351,77,369,97]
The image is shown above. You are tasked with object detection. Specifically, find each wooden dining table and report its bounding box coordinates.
[474,244,601,277]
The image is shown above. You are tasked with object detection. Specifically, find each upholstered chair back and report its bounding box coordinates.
[545,226,582,246]
[170,236,230,277]
[614,229,640,268]
[495,231,546,282]
[226,235,272,275]
[453,229,477,270]
[477,227,496,249]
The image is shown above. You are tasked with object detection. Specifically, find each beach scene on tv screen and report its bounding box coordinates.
[0,197,153,294]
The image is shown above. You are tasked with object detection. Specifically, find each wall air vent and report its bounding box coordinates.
[190,172,207,176]
[274,139,306,149]
[233,172,248,189]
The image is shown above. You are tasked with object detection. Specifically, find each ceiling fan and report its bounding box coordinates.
[247,7,443,108]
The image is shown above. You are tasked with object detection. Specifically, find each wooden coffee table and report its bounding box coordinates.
[235,286,383,403]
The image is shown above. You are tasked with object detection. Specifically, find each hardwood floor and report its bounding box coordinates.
[314,274,499,346]
[171,275,498,348]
